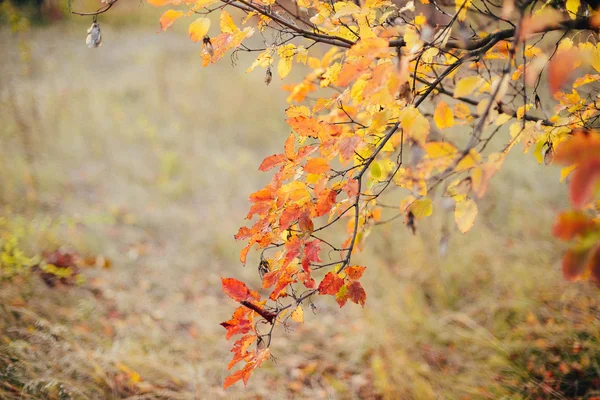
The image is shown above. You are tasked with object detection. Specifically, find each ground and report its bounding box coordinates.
[1,7,600,399]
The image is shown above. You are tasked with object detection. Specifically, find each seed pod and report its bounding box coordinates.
[544,142,554,165]
[86,22,102,48]
[203,35,214,57]
[535,94,542,110]
[265,67,272,86]
[405,211,416,235]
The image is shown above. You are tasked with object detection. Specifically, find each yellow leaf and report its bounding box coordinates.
[371,161,382,180]
[424,142,457,158]
[321,62,342,87]
[455,0,471,21]
[195,0,219,6]
[494,113,512,126]
[434,101,454,129]
[516,104,533,120]
[278,57,293,79]
[566,0,580,19]
[159,10,183,32]
[454,76,484,98]
[456,149,481,171]
[246,49,273,73]
[189,18,211,42]
[454,197,477,233]
[291,306,304,322]
[220,10,239,34]
[409,198,433,219]
[453,103,471,119]
[560,164,576,182]
[333,1,362,18]
[397,106,430,145]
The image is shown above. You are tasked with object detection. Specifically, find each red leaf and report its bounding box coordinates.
[222,278,260,302]
[347,281,366,307]
[279,204,302,231]
[298,211,314,234]
[562,248,589,281]
[569,158,600,209]
[552,211,595,241]
[259,154,287,171]
[304,240,322,263]
[318,272,344,295]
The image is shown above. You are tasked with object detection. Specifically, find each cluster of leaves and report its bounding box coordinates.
[72,0,600,387]
[0,218,109,286]
[552,131,600,284]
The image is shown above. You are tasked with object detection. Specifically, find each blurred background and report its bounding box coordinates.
[1,1,600,399]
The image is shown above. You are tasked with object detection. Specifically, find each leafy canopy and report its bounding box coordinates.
[72,0,600,388]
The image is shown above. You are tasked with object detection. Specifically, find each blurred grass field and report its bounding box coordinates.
[1,5,600,399]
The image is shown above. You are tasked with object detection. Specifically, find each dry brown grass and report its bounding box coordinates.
[1,11,599,399]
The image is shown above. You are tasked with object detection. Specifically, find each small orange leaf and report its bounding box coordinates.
[159,9,183,32]
[345,265,366,281]
[259,154,286,171]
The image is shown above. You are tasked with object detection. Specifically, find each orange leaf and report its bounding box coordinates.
[222,278,260,302]
[314,188,337,217]
[259,154,287,171]
[159,9,183,32]
[279,204,302,231]
[547,49,579,94]
[318,272,344,295]
[554,131,600,165]
[345,265,366,281]
[304,158,330,174]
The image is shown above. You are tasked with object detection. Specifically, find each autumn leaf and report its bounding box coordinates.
[548,49,579,94]
[318,272,344,295]
[347,281,366,306]
[222,278,260,302]
[291,305,304,322]
[189,17,211,42]
[568,158,600,209]
[454,76,484,98]
[259,154,287,171]
[434,101,454,129]
[454,197,478,233]
[304,158,330,174]
[345,265,366,281]
[159,10,183,32]
[552,211,596,240]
